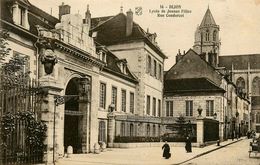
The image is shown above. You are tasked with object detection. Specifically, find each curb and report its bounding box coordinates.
[174,138,244,165]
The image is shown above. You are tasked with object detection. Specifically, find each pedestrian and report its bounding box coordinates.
[162,141,171,159]
[185,136,192,153]
[231,131,234,141]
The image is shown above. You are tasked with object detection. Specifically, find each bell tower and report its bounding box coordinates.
[193,7,220,67]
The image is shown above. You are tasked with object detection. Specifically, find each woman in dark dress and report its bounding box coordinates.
[185,136,192,153]
[162,141,171,159]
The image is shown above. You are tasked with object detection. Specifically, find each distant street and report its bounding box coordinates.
[183,139,260,165]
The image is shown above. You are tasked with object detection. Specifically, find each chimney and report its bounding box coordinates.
[59,2,71,20]
[126,9,133,37]
[176,49,182,63]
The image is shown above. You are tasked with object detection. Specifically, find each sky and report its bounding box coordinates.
[30,0,260,70]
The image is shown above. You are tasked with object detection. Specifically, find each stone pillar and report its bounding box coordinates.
[196,117,204,147]
[40,77,63,165]
[219,123,224,141]
[107,112,116,147]
[78,77,91,153]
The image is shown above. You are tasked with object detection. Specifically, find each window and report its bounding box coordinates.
[147,55,151,73]
[153,125,156,137]
[130,92,134,113]
[185,101,193,116]
[121,89,126,112]
[166,101,173,117]
[256,113,260,124]
[99,83,106,108]
[146,95,151,115]
[158,99,161,117]
[112,86,117,111]
[252,77,260,96]
[213,30,217,41]
[98,121,106,142]
[152,97,156,116]
[154,60,157,77]
[120,122,125,136]
[130,124,134,137]
[205,29,209,41]
[99,50,106,63]
[206,100,214,116]
[236,77,246,93]
[12,4,28,28]
[158,64,162,80]
[146,124,150,137]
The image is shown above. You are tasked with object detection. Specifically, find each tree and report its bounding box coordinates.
[175,115,187,137]
[0,29,11,65]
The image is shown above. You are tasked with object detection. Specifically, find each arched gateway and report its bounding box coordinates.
[63,76,91,154]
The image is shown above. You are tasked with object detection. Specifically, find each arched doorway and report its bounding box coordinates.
[64,77,82,153]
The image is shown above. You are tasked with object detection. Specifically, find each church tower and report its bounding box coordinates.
[193,7,220,67]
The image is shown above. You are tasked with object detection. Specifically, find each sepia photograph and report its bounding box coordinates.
[0,0,260,164]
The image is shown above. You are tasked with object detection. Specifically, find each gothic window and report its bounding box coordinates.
[205,29,209,41]
[213,30,217,41]
[252,77,260,96]
[236,77,245,92]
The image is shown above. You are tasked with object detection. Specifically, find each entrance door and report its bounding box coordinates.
[64,78,81,153]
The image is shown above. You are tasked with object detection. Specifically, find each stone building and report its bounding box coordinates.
[219,55,260,133]
[91,9,167,144]
[0,0,167,164]
[164,8,250,142]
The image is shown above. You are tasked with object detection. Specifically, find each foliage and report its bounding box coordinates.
[0,29,11,64]
[175,115,187,137]
[1,111,47,152]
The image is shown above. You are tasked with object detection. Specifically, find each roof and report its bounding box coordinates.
[200,8,217,26]
[219,54,260,70]
[96,46,138,83]
[90,13,167,59]
[1,0,60,37]
[164,78,225,95]
[164,49,223,86]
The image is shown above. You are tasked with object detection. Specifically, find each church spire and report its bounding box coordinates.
[200,7,217,26]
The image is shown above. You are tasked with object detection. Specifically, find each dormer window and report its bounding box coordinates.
[11,2,29,29]
[117,59,127,74]
[98,50,107,63]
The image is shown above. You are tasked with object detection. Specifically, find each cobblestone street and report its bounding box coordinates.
[57,138,253,165]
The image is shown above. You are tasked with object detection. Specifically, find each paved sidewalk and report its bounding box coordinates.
[57,138,244,165]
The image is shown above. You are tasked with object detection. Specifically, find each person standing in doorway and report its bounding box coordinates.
[162,141,171,159]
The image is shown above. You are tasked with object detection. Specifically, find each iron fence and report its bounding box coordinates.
[0,71,45,165]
